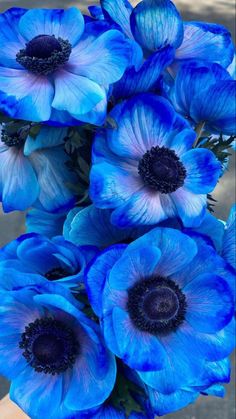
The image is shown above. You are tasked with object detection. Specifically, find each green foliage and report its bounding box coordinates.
[110,371,145,417]
[199,134,235,166]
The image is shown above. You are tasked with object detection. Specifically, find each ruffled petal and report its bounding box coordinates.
[0,67,54,121]
[0,8,26,69]
[29,147,76,213]
[184,273,234,333]
[191,80,236,135]
[10,366,63,418]
[171,187,207,227]
[19,7,84,46]
[24,126,68,156]
[109,245,161,290]
[222,204,236,270]
[90,162,142,208]
[113,46,175,100]
[130,0,183,51]
[26,209,66,238]
[68,30,131,85]
[175,22,234,68]
[101,0,133,38]
[112,307,166,371]
[181,148,221,194]
[0,148,39,212]
[52,69,105,117]
[147,386,198,416]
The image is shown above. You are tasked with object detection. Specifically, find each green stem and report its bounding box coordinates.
[193,121,206,148]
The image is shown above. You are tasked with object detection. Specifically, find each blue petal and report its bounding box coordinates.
[88,6,104,20]
[130,0,183,51]
[184,273,234,333]
[222,204,236,270]
[68,30,132,85]
[0,8,26,69]
[181,148,221,194]
[201,384,225,398]
[0,333,27,380]
[175,22,234,68]
[108,245,161,290]
[191,80,236,135]
[30,147,76,213]
[52,69,105,117]
[147,386,198,416]
[101,0,133,38]
[187,211,225,253]
[85,244,127,316]
[113,46,175,100]
[0,68,54,122]
[10,366,63,418]
[24,126,68,156]
[195,358,230,389]
[112,307,166,371]
[0,148,39,212]
[19,8,84,46]
[26,209,66,238]
[171,187,207,228]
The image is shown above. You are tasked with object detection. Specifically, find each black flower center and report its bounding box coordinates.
[45,267,72,281]
[127,277,187,335]
[16,34,72,75]
[1,123,30,148]
[138,146,187,194]
[19,318,79,374]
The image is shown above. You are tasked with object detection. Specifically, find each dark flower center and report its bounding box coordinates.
[16,34,72,75]
[127,277,187,335]
[138,146,187,194]
[1,123,30,148]
[45,267,72,281]
[19,318,79,374]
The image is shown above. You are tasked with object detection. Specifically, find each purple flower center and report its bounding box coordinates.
[138,146,187,193]
[45,267,72,281]
[16,34,72,75]
[19,318,79,374]
[127,277,187,335]
[25,35,62,59]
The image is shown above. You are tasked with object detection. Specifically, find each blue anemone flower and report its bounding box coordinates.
[0,278,116,418]
[26,209,67,238]
[63,205,152,249]
[90,94,221,228]
[170,61,236,135]
[0,233,97,289]
[85,227,235,392]
[0,7,132,125]
[0,124,77,213]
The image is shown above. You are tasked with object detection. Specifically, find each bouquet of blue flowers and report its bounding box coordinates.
[0,0,235,417]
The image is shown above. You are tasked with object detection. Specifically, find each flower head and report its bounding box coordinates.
[86,227,235,392]
[90,94,222,227]
[0,7,132,125]
[0,278,116,418]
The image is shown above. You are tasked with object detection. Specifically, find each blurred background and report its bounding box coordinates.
[0,0,235,418]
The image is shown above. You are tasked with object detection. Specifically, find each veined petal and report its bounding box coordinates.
[222,204,236,270]
[130,0,183,51]
[147,386,198,416]
[0,148,39,212]
[101,0,133,38]
[18,8,84,46]
[0,67,54,121]
[181,148,221,194]
[68,30,131,85]
[24,126,68,156]
[0,8,26,69]
[171,187,206,227]
[175,22,234,68]
[52,69,105,117]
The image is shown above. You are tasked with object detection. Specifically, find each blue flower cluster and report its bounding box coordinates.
[0,0,235,418]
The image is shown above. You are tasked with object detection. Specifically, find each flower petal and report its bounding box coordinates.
[24,126,68,156]
[181,148,221,194]
[0,148,39,212]
[101,0,133,38]
[68,30,131,85]
[148,386,198,416]
[222,204,236,270]
[175,22,234,68]
[0,67,54,121]
[184,273,234,333]
[130,0,183,51]
[0,8,26,69]
[19,8,84,46]
[52,69,105,117]
[171,187,206,227]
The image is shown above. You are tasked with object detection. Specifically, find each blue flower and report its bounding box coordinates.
[63,205,152,249]
[170,61,236,135]
[218,204,236,271]
[0,123,76,212]
[26,209,67,238]
[90,94,222,228]
[0,7,131,125]
[86,227,235,392]
[0,233,97,289]
[0,278,116,418]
